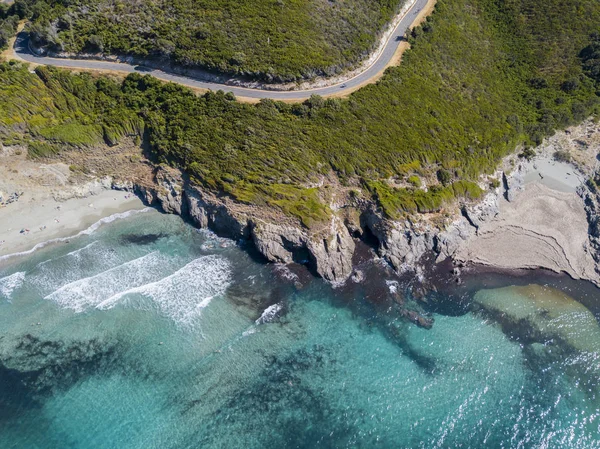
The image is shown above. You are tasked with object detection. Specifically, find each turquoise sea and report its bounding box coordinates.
[0,209,599,448]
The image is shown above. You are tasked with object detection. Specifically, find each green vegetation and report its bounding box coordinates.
[407,175,422,188]
[220,181,330,227]
[0,0,600,225]
[21,0,403,82]
[489,178,501,190]
[38,123,102,145]
[367,180,483,219]
[581,33,600,84]
[0,6,18,49]
[0,62,142,156]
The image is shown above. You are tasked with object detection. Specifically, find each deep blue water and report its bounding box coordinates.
[0,209,599,448]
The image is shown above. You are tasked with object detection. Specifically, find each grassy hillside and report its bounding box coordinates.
[1,0,599,226]
[19,0,403,82]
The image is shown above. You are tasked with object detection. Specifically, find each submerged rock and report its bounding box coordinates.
[473,284,600,353]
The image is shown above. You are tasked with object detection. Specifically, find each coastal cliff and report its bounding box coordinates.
[129,165,489,285]
[128,120,600,287]
[3,121,600,288]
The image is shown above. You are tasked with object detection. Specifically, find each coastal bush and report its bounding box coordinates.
[0,0,599,226]
[519,148,536,161]
[37,123,102,146]
[581,33,600,85]
[553,150,571,163]
[366,180,483,219]
[0,14,18,49]
[27,140,60,158]
[408,175,421,188]
[21,0,404,82]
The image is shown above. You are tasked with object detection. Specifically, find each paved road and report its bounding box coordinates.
[13,0,429,101]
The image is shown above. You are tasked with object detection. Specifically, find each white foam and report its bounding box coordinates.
[0,207,152,262]
[386,280,399,294]
[242,327,257,337]
[65,240,99,257]
[37,241,99,268]
[255,302,283,325]
[30,243,122,295]
[44,251,169,312]
[0,271,26,299]
[274,264,299,282]
[199,229,235,251]
[96,255,231,328]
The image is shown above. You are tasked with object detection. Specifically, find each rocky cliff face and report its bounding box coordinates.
[128,166,505,285]
[136,167,357,283]
[579,183,600,277]
[127,154,600,287]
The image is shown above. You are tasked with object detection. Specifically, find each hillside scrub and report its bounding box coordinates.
[19,0,404,82]
[0,0,599,226]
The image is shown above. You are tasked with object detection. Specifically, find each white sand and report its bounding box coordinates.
[0,189,145,259]
[454,121,600,283]
[521,153,584,193]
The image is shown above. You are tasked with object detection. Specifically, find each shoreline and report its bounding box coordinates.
[451,119,600,286]
[1,118,599,290]
[0,189,146,261]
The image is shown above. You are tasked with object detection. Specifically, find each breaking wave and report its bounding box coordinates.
[44,251,169,312]
[0,271,26,300]
[96,255,232,328]
[255,303,283,325]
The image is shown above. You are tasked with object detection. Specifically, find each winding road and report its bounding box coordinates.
[12,0,431,101]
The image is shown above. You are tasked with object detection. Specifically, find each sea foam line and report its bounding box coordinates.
[44,251,165,312]
[0,207,152,262]
[96,255,231,328]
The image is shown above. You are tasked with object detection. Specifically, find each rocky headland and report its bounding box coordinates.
[3,120,600,289]
[132,120,600,288]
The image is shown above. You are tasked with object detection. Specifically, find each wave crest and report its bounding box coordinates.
[0,271,26,300]
[97,255,232,328]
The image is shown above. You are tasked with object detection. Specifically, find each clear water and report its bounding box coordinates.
[0,210,599,448]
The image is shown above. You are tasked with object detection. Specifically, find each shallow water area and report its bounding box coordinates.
[0,210,599,448]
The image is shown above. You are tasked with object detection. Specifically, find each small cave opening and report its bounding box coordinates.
[281,236,311,266]
[357,222,380,250]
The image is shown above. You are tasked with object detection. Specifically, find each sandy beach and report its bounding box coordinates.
[455,120,600,283]
[0,189,146,259]
[0,141,151,261]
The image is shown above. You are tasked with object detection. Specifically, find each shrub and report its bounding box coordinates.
[407,175,422,188]
[437,169,452,187]
[28,141,60,158]
[553,150,571,162]
[519,148,536,160]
